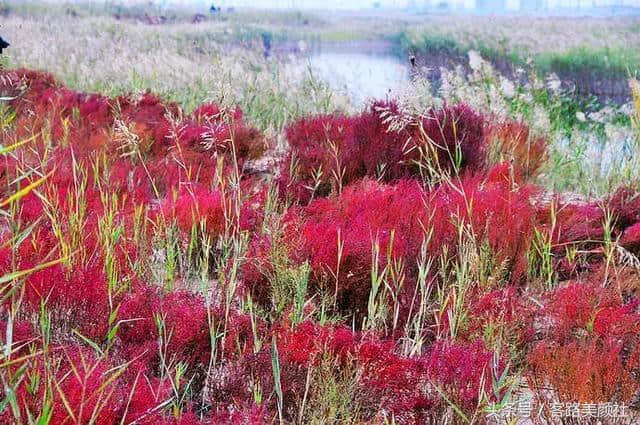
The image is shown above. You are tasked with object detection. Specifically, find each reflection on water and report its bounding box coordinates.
[306,51,409,106]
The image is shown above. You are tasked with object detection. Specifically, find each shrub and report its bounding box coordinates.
[279,113,357,202]
[463,286,537,350]
[118,287,257,376]
[528,282,640,404]
[279,101,487,204]
[160,184,263,238]
[485,119,548,179]
[426,339,501,414]
[244,321,438,422]
[162,185,227,236]
[49,349,125,425]
[294,179,427,319]
[123,376,174,425]
[284,163,536,325]
[528,338,640,403]
[0,347,125,425]
[0,69,265,194]
[0,230,115,340]
[539,282,640,343]
[526,185,640,283]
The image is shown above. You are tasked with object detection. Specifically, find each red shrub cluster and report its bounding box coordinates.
[0,70,273,423]
[163,185,227,235]
[117,287,258,376]
[278,102,486,203]
[279,163,536,324]
[5,65,637,423]
[0,290,260,424]
[208,405,269,425]
[123,376,175,425]
[535,282,640,342]
[232,321,501,422]
[0,69,265,193]
[0,230,135,340]
[461,286,537,345]
[0,342,222,425]
[356,338,433,418]
[528,282,640,403]
[161,183,263,238]
[294,179,427,317]
[429,163,538,283]
[485,119,548,179]
[537,186,640,280]
[426,339,501,413]
[0,348,119,425]
[240,234,276,306]
[0,319,34,356]
[529,338,640,404]
[0,68,268,337]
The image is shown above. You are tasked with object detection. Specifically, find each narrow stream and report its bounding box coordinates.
[305,48,409,106]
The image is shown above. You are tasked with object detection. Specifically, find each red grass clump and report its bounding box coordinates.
[0,69,265,195]
[538,186,640,280]
[461,286,537,345]
[279,101,487,203]
[528,282,640,403]
[161,184,262,237]
[117,287,257,376]
[426,339,501,413]
[8,65,637,423]
[537,282,640,343]
[485,119,548,179]
[528,338,640,403]
[0,231,120,340]
[284,163,536,324]
[0,347,124,425]
[123,376,174,425]
[300,161,535,309]
[294,179,426,317]
[240,321,443,421]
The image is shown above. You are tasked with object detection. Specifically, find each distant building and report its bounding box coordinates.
[417,0,640,12]
[513,0,545,11]
[421,0,472,10]
[477,0,505,10]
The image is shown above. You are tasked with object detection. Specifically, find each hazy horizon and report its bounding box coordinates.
[36,0,640,11]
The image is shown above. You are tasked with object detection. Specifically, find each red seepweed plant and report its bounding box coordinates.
[2,66,637,424]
